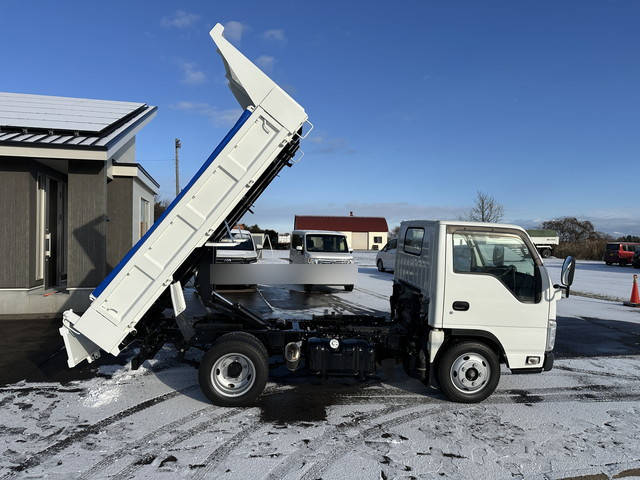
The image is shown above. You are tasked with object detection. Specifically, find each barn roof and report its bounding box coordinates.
[294,215,388,232]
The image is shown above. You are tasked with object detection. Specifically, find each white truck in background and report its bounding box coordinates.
[59,22,576,407]
[526,229,559,258]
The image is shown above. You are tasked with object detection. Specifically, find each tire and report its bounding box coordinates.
[344,284,354,292]
[541,248,551,258]
[619,261,627,267]
[377,259,385,272]
[437,341,500,403]
[606,262,612,266]
[198,332,268,407]
[304,284,313,293]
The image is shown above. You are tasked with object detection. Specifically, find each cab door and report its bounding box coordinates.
[442,229,551,369]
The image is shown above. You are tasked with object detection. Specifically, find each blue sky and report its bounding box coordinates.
[2,1,639,234]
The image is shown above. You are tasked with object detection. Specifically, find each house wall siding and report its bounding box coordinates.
[67,160,107,288]
[106,176,133,271]
[0,160,33,288]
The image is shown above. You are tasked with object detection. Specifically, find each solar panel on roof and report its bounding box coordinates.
[0,92,145,134]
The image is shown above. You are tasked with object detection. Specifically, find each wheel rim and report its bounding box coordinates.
[449,352,491,394]
[210,353,256,398]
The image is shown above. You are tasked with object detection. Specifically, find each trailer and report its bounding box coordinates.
[61,23,576,407]
[526,229,560,258]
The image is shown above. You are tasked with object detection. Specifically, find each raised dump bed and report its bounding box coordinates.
[60,23,309,367]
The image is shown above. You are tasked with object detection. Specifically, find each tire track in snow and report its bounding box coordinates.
[0,385,198,479]
[78,404,216,479]
[111,407,245,480]
[191,420,264,480]
[265,404,415,480]
[299,406,448,480]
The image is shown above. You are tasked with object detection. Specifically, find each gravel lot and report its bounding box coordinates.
[1,253,640,479]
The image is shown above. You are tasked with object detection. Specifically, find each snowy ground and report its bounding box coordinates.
[2,252,640,479]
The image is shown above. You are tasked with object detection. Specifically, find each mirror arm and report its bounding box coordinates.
[554,284,570,298]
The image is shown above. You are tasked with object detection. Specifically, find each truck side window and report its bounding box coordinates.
[292,234,303,249]
[404,228,424,255]
[452,232,538,303]
[389,239,397,250]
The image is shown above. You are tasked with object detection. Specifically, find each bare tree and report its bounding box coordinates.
[466,191,504,223]
[388,225,401,239]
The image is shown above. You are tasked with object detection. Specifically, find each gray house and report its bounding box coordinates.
[0,92,158,317]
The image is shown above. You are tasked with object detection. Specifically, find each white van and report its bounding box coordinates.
[289,230,354,291]
[212,229,258,264]
[376,238,397,272]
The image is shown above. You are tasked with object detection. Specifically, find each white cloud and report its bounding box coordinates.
[256,55,275,73]
[179,62,206,85]
[171,101,241,127]
[263,29,286,42]
[223,21,248,42]
[161,10,199,28]
[308,133,356,155]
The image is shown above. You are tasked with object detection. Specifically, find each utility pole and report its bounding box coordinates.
[174,138,182,197]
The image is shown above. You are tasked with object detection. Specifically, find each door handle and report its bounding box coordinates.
[452,301,469,311]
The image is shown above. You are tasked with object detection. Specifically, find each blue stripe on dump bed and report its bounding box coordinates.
[92,109,253,299]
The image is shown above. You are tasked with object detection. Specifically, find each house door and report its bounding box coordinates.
[352,232,368,250]
[43,177,67,288]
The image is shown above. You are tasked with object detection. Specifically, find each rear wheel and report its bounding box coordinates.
[344,284,354,292]
[620,261,627,267]
[377,259,385,272]
[199,332,268,407]
[437,341,500,403]
[304,284,313,293]
[540,248,551,258]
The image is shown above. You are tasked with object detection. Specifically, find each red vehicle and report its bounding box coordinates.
[604,242,640,266]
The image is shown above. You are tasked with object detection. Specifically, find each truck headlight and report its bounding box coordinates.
[546,319,556,351]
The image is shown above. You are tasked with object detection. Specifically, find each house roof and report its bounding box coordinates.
[294,215,389,232]
[0,92,157,160]
[110,162,160,194]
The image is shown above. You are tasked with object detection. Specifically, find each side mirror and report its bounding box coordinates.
[561,256,576,287]
[295,245,303,252]
[555,256,576,297]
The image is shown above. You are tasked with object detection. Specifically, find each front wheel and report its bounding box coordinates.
[199,332,268,407]
[437,341,500,403]
[377,259,385,272]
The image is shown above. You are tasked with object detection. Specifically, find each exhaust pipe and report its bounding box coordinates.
[284,341,302,371]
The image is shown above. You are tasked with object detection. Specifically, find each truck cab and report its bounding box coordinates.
[392,220,572,402]
[289,230,355,291]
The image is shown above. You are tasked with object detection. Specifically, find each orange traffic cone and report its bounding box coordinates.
[624,274,640,307]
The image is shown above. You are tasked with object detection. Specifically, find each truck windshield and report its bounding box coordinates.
[306,235,349,253]
[217,233,255,251]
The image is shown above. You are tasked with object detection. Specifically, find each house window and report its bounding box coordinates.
[373,236,382,243]
[35,174,45,281]
[140,198,150,239]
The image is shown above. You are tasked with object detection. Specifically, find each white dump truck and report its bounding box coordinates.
[526,229,560,258]
[60,23,575,406]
